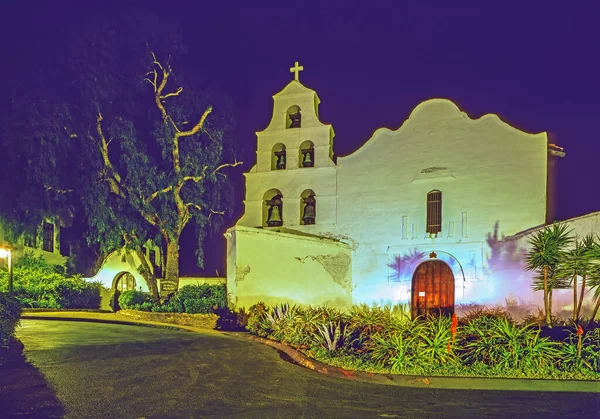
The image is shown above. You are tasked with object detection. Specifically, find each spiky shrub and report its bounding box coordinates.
[262,303,299,342]
[459,306,513,326]
[460,317,559,371]
[368,317,425,373]
[419,315,460,367]
[347,304,410,352]
[313,320,350,352]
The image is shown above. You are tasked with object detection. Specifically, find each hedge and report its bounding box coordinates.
[0,293,22,346]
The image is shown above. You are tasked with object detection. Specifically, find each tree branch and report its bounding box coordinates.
[160,86,183,100]
[213,159,243,175]
[146,185,174,203]
[92,112,126,197]
[174,106,213,139]
[44,185,73,194]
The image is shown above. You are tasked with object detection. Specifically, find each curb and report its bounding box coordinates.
[247,336,600,393]
[20,314,194,333]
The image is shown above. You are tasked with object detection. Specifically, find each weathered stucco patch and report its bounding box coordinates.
[236,265,251,283]
[295,253,351,292]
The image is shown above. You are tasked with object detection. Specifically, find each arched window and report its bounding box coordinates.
[271,143,286,170]
[299,140,314,168]
[300,190,316,225]
[286,105,301,129]
[263,189,283,227]
[426,190,442,235]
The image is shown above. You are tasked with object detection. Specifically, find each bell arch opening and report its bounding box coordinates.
[299,140,314,168]
[263,189,283,227]
[300,189,316,225]
[271,143,286,170]
[411,259,455,318]
[286,105,301,129]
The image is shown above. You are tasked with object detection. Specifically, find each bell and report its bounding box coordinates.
[276,153,286,169]
[267,205,282,226]
[302,202,315,225]
[302,151,313,167]
[289,112,301,128]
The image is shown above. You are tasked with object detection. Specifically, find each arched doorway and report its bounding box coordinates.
[411,260,455,318]
[111,272,137,311]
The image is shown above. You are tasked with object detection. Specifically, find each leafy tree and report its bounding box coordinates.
[525,222,572,327]
[88,53,240,296]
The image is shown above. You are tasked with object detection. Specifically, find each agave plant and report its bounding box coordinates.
[314,320,350,351]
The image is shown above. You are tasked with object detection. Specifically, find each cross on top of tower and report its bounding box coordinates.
[289,61,304,81]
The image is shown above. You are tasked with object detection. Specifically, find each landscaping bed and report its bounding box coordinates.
[244,302,600,381]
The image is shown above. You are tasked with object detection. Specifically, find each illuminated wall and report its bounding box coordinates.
[336,98,548,306]
[0,220,66,266]
[86,249,151,292]
[225,225,352,310]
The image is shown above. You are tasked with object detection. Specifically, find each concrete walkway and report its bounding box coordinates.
[20,310,600,393]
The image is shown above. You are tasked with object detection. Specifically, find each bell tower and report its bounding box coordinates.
[237,62,338,230]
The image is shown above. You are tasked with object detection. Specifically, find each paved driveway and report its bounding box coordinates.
[2,320,598,418]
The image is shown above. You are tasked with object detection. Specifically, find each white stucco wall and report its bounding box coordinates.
[0,220,66,266]
[86,249,150,292]
[335,99,548,305]
[225,225,352,310]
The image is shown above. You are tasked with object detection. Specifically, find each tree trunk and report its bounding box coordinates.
[548,288,553,328]
[573,275,578,321]
[591,298,600,321]
[543,266,552,328]
[134,247,159,304]
[575,275,586,321]
[164,237,180,292]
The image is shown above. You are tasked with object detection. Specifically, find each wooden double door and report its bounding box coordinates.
[411,260,455,318]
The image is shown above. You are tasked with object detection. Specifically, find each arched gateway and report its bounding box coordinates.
[411,260,455,318]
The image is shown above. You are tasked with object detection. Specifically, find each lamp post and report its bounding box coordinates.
[0,247,13,294]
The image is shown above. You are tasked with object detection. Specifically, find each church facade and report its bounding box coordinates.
[225,63,598,316]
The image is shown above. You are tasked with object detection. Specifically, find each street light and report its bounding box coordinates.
[0,247,13,294]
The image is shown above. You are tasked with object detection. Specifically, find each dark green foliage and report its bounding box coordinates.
[165,284,227,314]
[0,293,22,346]
[183,298,214,314]
[118,291,152,310]
[122,284,227,314]
[130,301,154,312]
[0,253,101,309]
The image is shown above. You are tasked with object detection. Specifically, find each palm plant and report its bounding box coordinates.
[586,240,600,320]
[525,222,572,327]
[558,234,597,321]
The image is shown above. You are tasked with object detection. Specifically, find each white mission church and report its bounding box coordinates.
[224,62,600,316]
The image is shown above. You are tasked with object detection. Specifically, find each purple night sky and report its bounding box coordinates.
[2,1,599,274]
